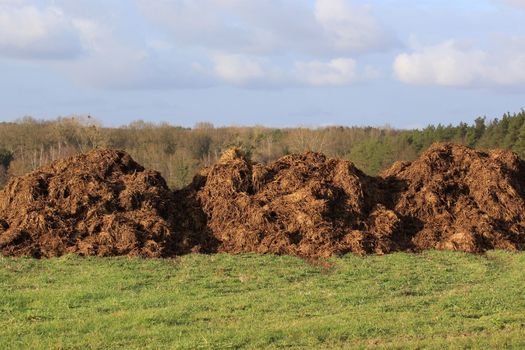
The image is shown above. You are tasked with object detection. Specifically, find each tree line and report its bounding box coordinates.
[0,110,524,189]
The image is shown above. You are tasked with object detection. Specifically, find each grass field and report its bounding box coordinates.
[1,251,525,349]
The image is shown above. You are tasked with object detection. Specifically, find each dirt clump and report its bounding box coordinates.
[0,149,176,257]
[383,143,525,252]
[177,149,405,258]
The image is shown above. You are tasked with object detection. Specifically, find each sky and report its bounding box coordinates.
[0,0,525,128]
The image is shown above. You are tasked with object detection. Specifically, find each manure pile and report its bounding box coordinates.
[1,143,525,259]
[383,143,525,252]
[0,150,177,257]
[175,149,405,257]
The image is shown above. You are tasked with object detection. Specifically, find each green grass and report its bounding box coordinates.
[1,251,525,349]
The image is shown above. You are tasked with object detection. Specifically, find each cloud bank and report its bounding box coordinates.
[393,39,525,88]
[1,0,525,92]
[0,3,83,59]
[0,0,395,89]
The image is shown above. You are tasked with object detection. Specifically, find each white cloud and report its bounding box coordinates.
[0,1,208,89]
[294,58,358,86]
[393,41,486,86]
[136,0,395,56]
[58,21,211,90]
[210,54,373,87]
[0,3,83,59]
[393,40,525,87]
[130,0,393,88]
[314,0,392,53]
[212,53,265,85]
[0,0,389,89]
[135,0,252,52]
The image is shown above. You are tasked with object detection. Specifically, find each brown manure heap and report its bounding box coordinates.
[0,149,176,257]
[383,143,525,252]
[2,143,525,259]
[179,143,525,257]
[176,149,407,258]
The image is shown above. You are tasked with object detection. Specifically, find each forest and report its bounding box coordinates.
[0,109,524,189]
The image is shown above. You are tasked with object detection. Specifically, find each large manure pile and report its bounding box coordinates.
[176,149,405,257]
[1,143,525,259]
[0,150,176,257]
[383,143,525,252]
[180,143,525,257]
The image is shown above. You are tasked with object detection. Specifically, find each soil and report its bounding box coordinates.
[2,143,525,258]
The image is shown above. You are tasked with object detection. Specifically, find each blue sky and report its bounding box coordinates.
[0,0,524,128]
